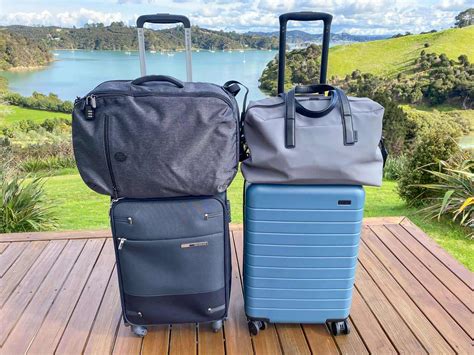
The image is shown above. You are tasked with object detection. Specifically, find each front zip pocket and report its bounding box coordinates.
[116,233,225,297]
[103,114,118,198]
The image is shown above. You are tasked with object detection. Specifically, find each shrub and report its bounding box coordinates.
[384,155,408,180]
[1,91,73,113]
[398,120,462,205]
[417,151,473,235]
[0,175,57,233]
[20,156,76,173]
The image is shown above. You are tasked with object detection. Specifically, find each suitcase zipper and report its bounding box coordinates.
[207,304,225,314]
[118,237,127,250]
[204,212,222,220]
[81,91,234,113]
[103,114,119,198]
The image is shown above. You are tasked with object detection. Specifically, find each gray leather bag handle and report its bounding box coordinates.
[285,84,358,148]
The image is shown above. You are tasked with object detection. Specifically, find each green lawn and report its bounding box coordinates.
[42,172,473,271]
[329,26,474,78]
[0,104,70,126]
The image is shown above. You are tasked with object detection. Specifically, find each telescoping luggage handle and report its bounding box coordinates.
[278,12,332,94]
[136,14,192,81]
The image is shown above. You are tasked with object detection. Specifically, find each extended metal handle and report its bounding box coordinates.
[136,13,192,81]
[277,12,332,94]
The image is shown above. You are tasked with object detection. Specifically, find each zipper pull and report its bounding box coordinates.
[118,238,127,250]
[84,95,96,120]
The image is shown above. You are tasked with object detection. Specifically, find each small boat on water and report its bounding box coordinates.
[210,50,216,53]
[125,51,131,55]
[239,50,244,53]
[167,53,175,56]
[150,50,157,54]
[53,53,59,56]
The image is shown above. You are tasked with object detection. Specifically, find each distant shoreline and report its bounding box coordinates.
[52,48,276,52]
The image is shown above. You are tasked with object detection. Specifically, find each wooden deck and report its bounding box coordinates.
[0,217,472,354]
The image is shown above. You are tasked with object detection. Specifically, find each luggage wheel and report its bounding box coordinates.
[328,319,350,336]
[248,320,266,336]
[211,320,223,333]
[131,325,148,337]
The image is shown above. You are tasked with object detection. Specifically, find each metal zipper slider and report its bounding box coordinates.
[127,217,133,225]
[118,238,127,250]
[204,213,209,220]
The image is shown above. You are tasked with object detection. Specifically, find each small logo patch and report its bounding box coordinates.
[181,241,208,249]
[114,152,127,162]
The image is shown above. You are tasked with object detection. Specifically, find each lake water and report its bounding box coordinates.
[2,50,277,102]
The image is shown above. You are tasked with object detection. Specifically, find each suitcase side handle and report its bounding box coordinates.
[136,13,192,81]
[277,12,332,94]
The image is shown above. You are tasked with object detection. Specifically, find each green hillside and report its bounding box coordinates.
[329,26,474,78]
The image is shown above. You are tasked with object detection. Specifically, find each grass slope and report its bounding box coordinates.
[42,172,473,271]
[0,104,70,126]
[329,26,474,78]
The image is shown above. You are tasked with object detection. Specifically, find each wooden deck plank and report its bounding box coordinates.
[169,324,197,355]
[0,229,110,242]
[387,223,473,311]
[28,239,105,354]
[301,325,339,355]
[360,239,457,354]
[84,266,122,355]
[225,231,255,355]
[349,288,397,354]
[0,239,66,346]
[373,224,473,335]
[355,262,427,354]
[362,229,470,354]
[400,218,473,288]
[0,240,48,307]
[198,323,225,355]
[233,230,281,355]
[141,325,170,355]
[55,238,116,354]
[332,318,369,355]
[0,241,28,276]
[1,240,86,354]
[275,324,311,355]
[362,217,405,225]
[112,321,143,355]
[0,242,9,254]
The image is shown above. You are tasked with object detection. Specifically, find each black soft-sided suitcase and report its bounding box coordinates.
[111,193,232,336]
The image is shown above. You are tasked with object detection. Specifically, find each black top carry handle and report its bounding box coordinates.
[136,14,191,28]
[278,12,332,94]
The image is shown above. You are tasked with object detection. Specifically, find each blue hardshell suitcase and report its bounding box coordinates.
[243,184,365,336]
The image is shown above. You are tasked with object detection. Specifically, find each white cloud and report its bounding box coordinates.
[0,0,466,34]
[1,8,125,27]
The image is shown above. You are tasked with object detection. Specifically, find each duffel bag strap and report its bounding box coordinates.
[285,85,358,148]
[223,80,250,161]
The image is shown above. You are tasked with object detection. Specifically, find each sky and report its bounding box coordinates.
[0,0,472,35]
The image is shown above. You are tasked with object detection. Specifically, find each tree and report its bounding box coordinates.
[454,8,473,28]
[458,54,470,66]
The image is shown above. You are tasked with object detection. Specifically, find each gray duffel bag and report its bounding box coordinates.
[241,84,386,186]
[72,76,241,198]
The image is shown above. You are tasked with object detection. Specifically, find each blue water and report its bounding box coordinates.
[2,50,277,102]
